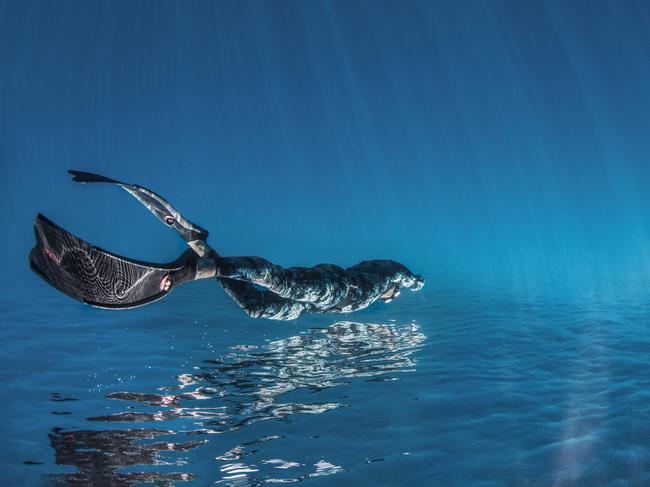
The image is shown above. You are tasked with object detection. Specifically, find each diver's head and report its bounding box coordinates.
[381,284,401,303]
[410,274,425,292]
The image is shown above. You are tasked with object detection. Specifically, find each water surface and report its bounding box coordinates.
[4,282,650,485]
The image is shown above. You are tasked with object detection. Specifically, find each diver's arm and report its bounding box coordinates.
[67,170,214,257]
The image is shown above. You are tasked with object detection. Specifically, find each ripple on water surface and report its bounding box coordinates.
[45,319,425,485]
[7,285,650,485]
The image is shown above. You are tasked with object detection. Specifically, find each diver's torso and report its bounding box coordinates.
[321,260,402,314]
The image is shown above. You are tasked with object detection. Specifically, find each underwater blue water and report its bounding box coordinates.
[4,0,650,485]
[5,283,650,486]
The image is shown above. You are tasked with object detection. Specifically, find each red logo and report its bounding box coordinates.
[43,247,61,264]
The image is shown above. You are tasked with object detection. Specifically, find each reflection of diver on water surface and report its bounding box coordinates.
[91,321,425,431]
[29,170,424,320]
[49,321,424,485]
[48,427,203,486]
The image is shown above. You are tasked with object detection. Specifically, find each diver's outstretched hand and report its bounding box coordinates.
[68,170,214,257]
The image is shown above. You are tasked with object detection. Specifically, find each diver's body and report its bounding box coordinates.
[176,255,424,320]
[165,251,424,320]
[29,171,424,320]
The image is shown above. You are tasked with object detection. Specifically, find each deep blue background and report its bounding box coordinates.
[3,0,650,291]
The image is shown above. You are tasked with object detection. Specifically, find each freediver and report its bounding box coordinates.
[29,171,425,321]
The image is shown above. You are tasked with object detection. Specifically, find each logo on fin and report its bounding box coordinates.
[43,247,61,264]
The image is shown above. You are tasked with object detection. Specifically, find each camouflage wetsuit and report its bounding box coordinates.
[210,256,425,320]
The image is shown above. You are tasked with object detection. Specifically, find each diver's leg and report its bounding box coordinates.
[215,257,283,286]
[218,277,314,320]
[216,258,348,308]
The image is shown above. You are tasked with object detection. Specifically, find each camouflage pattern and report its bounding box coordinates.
[214,255,425,320]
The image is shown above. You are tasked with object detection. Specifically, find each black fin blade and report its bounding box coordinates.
[29,214,190,309]
[67,170,210,249]
[68,170,122,185]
